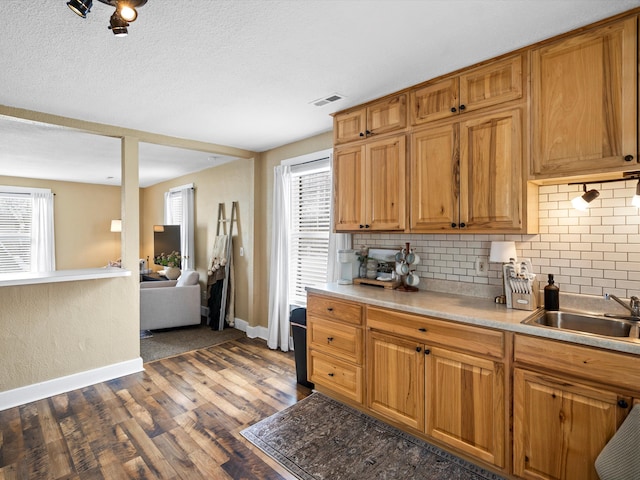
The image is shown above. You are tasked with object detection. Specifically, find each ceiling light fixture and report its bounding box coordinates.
[108,11,129,36]
[571,184,600,211]
[67,0,147,36]
[568,172,640,210]
[67,0,93,18]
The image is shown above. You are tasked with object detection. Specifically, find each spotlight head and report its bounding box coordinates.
[118,4,138,22]
[108,11,129,36]
[632,180,640,208]
[67,0,93,18]
[571,184,600,211]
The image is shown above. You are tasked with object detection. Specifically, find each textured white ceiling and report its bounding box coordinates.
[1,0,639,186]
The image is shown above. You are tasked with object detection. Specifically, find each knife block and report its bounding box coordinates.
[511,289,538,311]
[503,263,538,311]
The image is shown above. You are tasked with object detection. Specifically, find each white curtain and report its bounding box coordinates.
[31,191,55,272]
[164,184,195,270]
[180,187,195,270]
[267,165,291,351]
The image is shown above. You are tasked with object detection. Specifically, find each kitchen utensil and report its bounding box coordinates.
[396,262,409,276]
[406,272,420,287]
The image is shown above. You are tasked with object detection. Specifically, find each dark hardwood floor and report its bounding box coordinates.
[0,337,312,479]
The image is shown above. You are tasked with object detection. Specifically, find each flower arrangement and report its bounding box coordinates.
[154,251,182,268]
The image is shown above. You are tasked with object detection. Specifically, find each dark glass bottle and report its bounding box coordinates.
[544,274,559,311]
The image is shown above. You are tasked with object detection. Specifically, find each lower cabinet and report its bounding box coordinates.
[366,326,506,468]
[367,330,425,430]
[513,368,631,480]
[426,347,505,468]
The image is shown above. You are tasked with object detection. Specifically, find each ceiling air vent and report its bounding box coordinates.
[310,93,345,107]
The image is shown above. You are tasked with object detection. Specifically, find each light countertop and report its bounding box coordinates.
[307,283,640,355]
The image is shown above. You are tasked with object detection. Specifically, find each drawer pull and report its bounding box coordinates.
[327,337,334,342]
[328,372,335,377]
[418,328,427,332]
[327,307,334,312]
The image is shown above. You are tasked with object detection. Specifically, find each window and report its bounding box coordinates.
[164,183,195,270]
[288,159,331,306]
[0,186,55,273]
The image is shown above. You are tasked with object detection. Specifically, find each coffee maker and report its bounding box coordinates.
[337,249,359,285]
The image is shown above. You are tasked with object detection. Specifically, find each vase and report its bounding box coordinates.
[165,266,181,280]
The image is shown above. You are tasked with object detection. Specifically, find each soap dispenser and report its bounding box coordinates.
[544,274,559,311]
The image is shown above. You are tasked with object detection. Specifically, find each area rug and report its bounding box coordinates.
[140,324,245,363]
[241,392,506,480]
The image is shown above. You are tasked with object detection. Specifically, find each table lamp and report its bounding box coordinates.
[489,241,517,304]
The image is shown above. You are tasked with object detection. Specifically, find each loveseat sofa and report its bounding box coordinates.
[140,270,201,330]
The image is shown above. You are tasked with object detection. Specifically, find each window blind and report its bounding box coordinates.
[0,193,33,272]
[288,163,331,306]
[167,190,183,225]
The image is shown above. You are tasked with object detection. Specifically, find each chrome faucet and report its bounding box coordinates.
[605,293,640,318]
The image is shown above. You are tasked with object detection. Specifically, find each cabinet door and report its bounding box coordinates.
[334,145,365,231]
[410,77,459,125]
[334,109,367,145]
[367,331,424,430]
[513,368,631,480]
[459,54,523,114]
[410,123,459,231]
[365,135,406,230]
[531,17,637,176]
[459,107,523,231]
[367,94,407,136]
[425,347,505,468]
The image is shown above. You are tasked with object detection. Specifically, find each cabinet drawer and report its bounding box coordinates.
[308,295,363,325]
[308,318,363,364]
[366,306,504,358]
[309,350,363,403]
[514,334,640,392]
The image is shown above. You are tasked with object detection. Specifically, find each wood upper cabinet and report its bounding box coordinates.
[426,347,505,468]
[334,135,406,232]
[367,330,425,431]
[411,55,523,125]
[334,94,407,145]
[513,368,631,480]
[410,107,530,232]
[531,16,638,177]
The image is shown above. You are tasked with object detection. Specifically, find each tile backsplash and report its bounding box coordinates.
[354,179,640,300]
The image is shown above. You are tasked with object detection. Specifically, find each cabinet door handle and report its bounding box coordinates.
[366,130,372,136]
[424,349,431,355]
[618,399,629,409]
[416,346,422,352]
[328,372,335,377]
[365,224,370,229]
[359,224,365,229]
[459,222,466,228]
[451,222,457,228]
[624,154,634,162]
[450,107,457,113]
[359,132,365,137]
[459,104,466,111]
[327,337,334,342]
[418,327,427,332]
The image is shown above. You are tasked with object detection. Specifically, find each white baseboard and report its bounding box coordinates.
[234,317,268,341]
[0,357,143,412]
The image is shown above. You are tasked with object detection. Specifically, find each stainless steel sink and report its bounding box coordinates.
[523,310,638,338]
